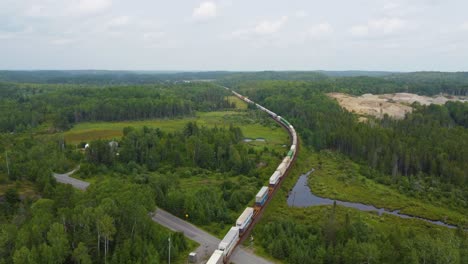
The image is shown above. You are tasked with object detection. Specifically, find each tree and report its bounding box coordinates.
[72,242,92,264]
[46,223,69,264]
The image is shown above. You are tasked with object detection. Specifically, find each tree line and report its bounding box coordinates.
[0,82,234,132]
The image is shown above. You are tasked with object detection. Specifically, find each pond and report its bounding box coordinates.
[243,138,266,142]
[287,169,458,229]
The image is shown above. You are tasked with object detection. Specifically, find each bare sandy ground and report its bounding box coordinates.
[328,92,467,120]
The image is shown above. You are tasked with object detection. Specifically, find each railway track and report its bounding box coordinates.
[207,86,299,264]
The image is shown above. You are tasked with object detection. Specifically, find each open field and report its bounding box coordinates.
[227,95,249,110]
[328,92,468,119]
[63,111,289,150]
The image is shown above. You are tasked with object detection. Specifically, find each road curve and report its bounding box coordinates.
[52,166,89,190]
[54,170,272,263]
[152,209,272,264]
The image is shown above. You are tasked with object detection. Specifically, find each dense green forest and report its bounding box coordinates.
[0,78,285,263]
[0,82,233,132]
[1,71,467,264]
[257,205,467,264]
[228,77,467,263]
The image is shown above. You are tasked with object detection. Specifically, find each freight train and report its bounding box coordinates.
[206,87,298,264]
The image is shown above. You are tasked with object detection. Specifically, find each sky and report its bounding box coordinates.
[1,0,467,71]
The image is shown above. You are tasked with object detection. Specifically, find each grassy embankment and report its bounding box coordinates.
[250,146,464,262]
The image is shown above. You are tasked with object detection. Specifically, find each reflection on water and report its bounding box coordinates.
[287,169,458,229]
[243,138,266,142]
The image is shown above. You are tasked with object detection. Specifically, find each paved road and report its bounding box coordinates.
[52,166,89,190]
[152,208,272,264]
[54,169,272,263]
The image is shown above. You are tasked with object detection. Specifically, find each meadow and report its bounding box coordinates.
[63,111,288,151]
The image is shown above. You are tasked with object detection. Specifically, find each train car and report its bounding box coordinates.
[287,150,294,158]
[255,186,269,207]
[244,98,253,104]
[276,162,287,176]
[236,207,254,233]
[269,171,281,187]
[290,145,296,151]
[218,227,240,258]
[280,117,291,127]
[277,156,290,174]
[206,250,224,264]
[289,125,294,130]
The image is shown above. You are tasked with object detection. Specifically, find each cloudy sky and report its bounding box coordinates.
[1,0,467,71]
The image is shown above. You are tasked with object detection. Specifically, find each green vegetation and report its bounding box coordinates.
[63,111,287,147]
[235,81,468,226]
[309,151,467,226]
[0,82,233,132]
[228,76,467,263]
[252,148,468,264]
[2,71,468,264]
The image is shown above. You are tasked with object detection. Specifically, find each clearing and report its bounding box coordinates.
[328,92,467,119]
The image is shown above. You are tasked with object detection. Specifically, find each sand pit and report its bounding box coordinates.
[328,92,467,119]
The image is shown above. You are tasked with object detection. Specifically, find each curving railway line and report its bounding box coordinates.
[206,87,299,264]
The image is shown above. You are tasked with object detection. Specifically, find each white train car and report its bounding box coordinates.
[218,227,240,257]
[206,250,224,264]
[290,145,296,151]
[277,157,290,175]
[236,207,254,233]
[269,171,281,187]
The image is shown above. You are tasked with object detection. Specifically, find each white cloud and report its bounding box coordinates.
[192,1,217,19]
[76,0,112,14]
[350,17,406,36]
[254,16,288,35]
[224,16,288,40]
[307,23,333,38]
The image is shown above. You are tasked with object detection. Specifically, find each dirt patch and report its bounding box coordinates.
[328,92,467,119]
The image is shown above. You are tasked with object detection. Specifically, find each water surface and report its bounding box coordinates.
[287,169,458,229]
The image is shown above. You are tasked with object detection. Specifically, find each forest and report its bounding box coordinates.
[0,82,233,132]
[0,78,286,263]
[1,71,467,263]
[233,81,468,209]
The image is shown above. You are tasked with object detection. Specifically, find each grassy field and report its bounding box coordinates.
[227,95,248,110]
[63,111,288,150]
[307,151,467,226]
